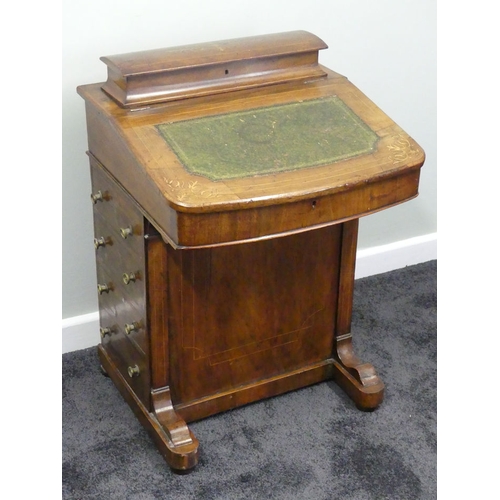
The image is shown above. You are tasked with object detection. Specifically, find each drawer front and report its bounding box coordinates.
[91,163,145,267]
[101,325,150,406]
[90,157,150,407]
[95,263,148,355]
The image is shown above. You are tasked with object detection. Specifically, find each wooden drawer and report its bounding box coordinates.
[96,264,148,355]
[93,211,144,262]
[90,158,144,232]
[101,329,150,407]
[91,161,145,270]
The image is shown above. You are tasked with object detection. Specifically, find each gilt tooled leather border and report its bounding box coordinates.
[156,96,379,181]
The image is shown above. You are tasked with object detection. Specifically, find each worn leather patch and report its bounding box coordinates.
[156,96,378,181]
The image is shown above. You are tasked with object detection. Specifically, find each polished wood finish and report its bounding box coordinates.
[78,31,424,472]
[92,159,199,469]
[98,345,199,472]
[168,225,341,420]
[90,157,150,407]
[100,31,327,107]
[78,49,424,249]
[332,219,385,410]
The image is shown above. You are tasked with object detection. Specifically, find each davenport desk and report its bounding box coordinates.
[77,31,425,472]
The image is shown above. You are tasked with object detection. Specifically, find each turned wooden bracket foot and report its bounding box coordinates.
[97,345,199,472]
[332,333,384,410]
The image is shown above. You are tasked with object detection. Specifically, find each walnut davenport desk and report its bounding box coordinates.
[77,31,424,472]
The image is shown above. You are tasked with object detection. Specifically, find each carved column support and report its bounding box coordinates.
[145,234,199,471]
[331,220,384,410]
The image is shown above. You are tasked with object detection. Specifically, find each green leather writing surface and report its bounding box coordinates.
[156,96,378,181]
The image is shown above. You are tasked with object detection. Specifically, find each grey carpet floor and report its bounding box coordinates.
[62,260,437,500]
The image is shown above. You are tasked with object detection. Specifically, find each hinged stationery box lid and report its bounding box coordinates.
[100,31,328,107]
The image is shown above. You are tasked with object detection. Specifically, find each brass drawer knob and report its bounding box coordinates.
[120,226,133,239]
[122,272,137,285]
[128,365,140,378]
[90,191,103,204]
[94,237,107,249]
[124,322,139,335]
[100,326,112,339]
[97,283,110,295]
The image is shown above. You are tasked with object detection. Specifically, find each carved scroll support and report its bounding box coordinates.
[149,387,199,473]
[331,219,384,410]
[97,345,199,472]
[151,388,194,447]
[332,332,384,410]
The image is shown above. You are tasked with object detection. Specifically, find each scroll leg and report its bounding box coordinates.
[332,333,384,410]
[332,219,384,410]
[97,345,199,472]
[151,388,199,473]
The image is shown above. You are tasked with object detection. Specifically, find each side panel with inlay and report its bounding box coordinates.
[167,225,341,410]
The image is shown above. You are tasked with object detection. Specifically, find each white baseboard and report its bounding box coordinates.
[62,311,100,354]
[62,232,437,354]
[355,232,437,279]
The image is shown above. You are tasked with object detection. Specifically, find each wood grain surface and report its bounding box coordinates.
[80,31,424,471]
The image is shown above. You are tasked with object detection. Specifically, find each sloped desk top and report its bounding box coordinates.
[77,33,424,248]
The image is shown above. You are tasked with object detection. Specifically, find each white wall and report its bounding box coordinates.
[62,0,436,323]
